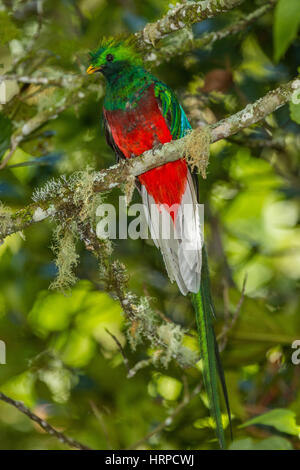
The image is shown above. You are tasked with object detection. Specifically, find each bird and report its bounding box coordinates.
[87,36,231,448]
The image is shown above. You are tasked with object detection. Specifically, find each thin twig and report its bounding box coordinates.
[0,392,91,450]
[77,224,195,369]
[127,358,153,378]
[89,400,113,450]
[193,1,276,50]
[105,328,130,372]
[0,77,90,170]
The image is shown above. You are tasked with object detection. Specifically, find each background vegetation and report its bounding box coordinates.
[0,0,300,450]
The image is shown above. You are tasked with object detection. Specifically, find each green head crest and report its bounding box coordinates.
[87,36,143,76]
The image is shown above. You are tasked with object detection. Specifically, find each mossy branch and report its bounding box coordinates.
[76,223,196,368]
[49,225,79,292]
[146,0,276,66]
[0,0,273,159]
[138,0,245,46]
[0,76,102,170]
[0,75,299,242]
[91,76,300,189]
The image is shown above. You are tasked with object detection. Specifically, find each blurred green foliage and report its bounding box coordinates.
[0,0,300,450]
[273,0,300,62]
[240,409,300,436]
[0,10,20,46]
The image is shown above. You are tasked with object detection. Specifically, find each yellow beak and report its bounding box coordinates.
[86,65,102,74]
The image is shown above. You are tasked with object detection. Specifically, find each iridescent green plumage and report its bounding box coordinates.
[89,36,143,68]
[87,36,231,448]
[192,250,232,449]
[154,82,191,139]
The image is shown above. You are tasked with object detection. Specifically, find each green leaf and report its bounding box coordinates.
[229,438,253,450]
[0,12,20,46]
[8,148,35,183]
[254,436,293,450]
[28,280,124,355]
[273,0,300,62]
[156,375,182,401]
[224,290,300,366]
[28,281,94,337]
[290,92,300,124]
[229,436,293,450]
[290,103,300,124]
[0,371,36,408]
[56,331,96,368]
[240,35,275,80]
[240,409,300,436]
[0,113,12,160]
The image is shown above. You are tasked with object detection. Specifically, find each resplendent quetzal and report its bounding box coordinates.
[87,37,231,448]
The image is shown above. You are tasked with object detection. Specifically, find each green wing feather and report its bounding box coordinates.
[154,80,231,449]
[154,81,191,139]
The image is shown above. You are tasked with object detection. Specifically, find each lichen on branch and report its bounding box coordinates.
[185,127,211,178]
[50,225,79,292]
[0,202,13,242]
[145,1,277,66]
[108,261,196,368]
[0,76,298,243]
[139,0,245,46]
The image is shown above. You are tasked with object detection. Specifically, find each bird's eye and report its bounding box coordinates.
[106,54,114,62]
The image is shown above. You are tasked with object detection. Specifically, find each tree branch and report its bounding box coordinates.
[0,74,81,86]
[92,77,300,189]
[1,2,269,86]
[138,0,245,45]
[145,1,276,66]
[0,0,273,172]
[0,76,299,241]
[77,223,195,368]
[0,75,101,170]
[0,392,91,450]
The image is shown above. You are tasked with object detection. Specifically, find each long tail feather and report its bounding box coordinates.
[191,248,232,449]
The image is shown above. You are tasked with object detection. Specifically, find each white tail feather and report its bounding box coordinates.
[141,170,203,295]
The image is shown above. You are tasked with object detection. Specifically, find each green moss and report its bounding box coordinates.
[50,225,79,292]
[122,175,136,205]
[72,168,102,225]
[185,127,211,178]
[124,292,195,368]
[0,202,13,239]
[32,176,68,203]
